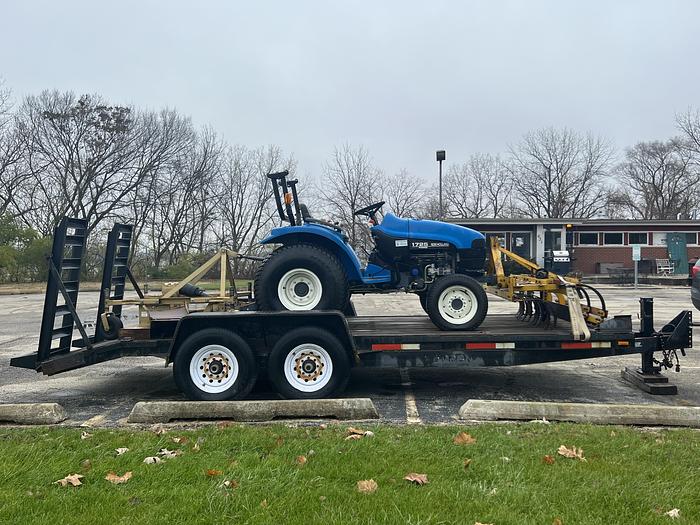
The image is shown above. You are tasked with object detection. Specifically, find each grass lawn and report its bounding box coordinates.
[0,423,698,524]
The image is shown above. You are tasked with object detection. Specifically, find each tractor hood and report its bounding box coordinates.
[374,213,485,250]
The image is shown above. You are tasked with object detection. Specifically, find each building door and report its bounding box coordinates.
[511,232,532,259]
[667,233,688,275]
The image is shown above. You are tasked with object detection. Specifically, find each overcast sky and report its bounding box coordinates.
[2,0,699,182]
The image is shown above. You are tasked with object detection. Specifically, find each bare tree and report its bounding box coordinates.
[507,127,614,218]
[382,169,426,217]
[612,139,699,219]
[443,153,512,218]
[318,144,383,250]
[16,91,194,235]
[0,81,27,218]
[215,145,296,273]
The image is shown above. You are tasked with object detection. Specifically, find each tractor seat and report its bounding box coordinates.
[299,204,348,241]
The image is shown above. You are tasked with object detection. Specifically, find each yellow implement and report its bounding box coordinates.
[485,237,607,341]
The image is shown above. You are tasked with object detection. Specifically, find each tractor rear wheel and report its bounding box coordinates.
[425,274,488,331]
[255,244,349,312]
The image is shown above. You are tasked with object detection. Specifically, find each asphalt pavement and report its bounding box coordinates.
[0,285,698,426]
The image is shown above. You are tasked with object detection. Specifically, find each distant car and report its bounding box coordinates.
[692,259,700,310]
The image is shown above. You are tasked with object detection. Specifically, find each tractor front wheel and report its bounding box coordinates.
[425,274,488,331]
[254,244,349,312]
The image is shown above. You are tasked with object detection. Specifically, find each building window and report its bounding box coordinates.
[653,232,698,246]
[628,232,648,245]
[577,232,598,246]
[603,232,624,245]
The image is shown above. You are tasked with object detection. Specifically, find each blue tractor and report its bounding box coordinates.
[254,171,489,330]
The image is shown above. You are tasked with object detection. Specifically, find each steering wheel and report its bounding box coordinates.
[354,201,385,223]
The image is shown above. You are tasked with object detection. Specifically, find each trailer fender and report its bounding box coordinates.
[261,225,364,283]
[166,311,357,366]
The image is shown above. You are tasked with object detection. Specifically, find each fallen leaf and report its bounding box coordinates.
[143,456,162,464]
[295,455,307,466]
[80,459,92,471]
[501,456,511,462]
[172,436,189,444]
[319,495,326,501]
[553,518,563,525]
[54,474,84,487]
[275,436,284,447]
[463,458,472,469]
[206,469,223,477]
[80,431,92,440]
[475,522,494,525]
[105,471,132,484]
[610,430,616,437]
[346,427,374,439]
[158,448,180,459]
[260,499,268,508]
[115,448,129,456]
[223,479,239,489]
[217,421,233,429]
[543,455,555,465]
[557,445,586,461]
[319,424,327,430]
[307,449,315,456]
[345,434,362,441]
[356,479,378,494]
[193,442,201,452]
[403,473,429,485]
[150,425,165,435]
[665,508,681,519]
[453,432,477,445]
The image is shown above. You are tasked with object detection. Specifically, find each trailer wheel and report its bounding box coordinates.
[255,244,348,312]
[426,274,488,331]
[267,327,351,399]
[99,313,123,340]
[173,329,257,401]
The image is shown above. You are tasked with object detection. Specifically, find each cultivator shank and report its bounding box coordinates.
[485,238,607,341]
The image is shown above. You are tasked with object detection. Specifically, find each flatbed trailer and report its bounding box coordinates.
[9,217,694,400]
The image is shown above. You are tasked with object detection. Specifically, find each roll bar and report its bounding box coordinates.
[267,170,301,225]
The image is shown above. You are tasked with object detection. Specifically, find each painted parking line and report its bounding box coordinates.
[399,368,422,425]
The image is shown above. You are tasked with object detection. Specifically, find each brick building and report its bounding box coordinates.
[447,218,700,276]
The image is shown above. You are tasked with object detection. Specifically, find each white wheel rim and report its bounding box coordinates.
[277,268,323,310]
[438,285,478,325]
[283,343,333,392]
[189,344,239,393]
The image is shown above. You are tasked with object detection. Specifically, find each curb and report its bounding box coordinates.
[458,399,700,427]
[128,398,380,424]
[0,403,68,425]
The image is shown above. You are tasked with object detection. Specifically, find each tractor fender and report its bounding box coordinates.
[261,225,363,283]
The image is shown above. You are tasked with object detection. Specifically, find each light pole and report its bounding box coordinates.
[436,150,445,219]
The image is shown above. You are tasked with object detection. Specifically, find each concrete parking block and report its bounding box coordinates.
[128,398,380,424]
[459,399,700,427]
[0,403,68,425]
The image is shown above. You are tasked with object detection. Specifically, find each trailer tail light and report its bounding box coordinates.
[617,340,630,347]
[692,265,700,278]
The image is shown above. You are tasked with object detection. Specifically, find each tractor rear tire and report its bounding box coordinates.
[425,274,488,331]
[255,244,349,312]
[416,291,428,314]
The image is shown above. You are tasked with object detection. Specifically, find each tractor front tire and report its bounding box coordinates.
[255,244,349,312]
[426,274,488,331]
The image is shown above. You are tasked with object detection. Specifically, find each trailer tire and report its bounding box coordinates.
[254,244,348,312]
[173,329,257,401]
[267,327,351,399]
[426,274,488,331]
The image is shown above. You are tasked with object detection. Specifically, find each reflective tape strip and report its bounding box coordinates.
[465,342,515,350]
[561,341,612,349]
[371,343,420,351]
